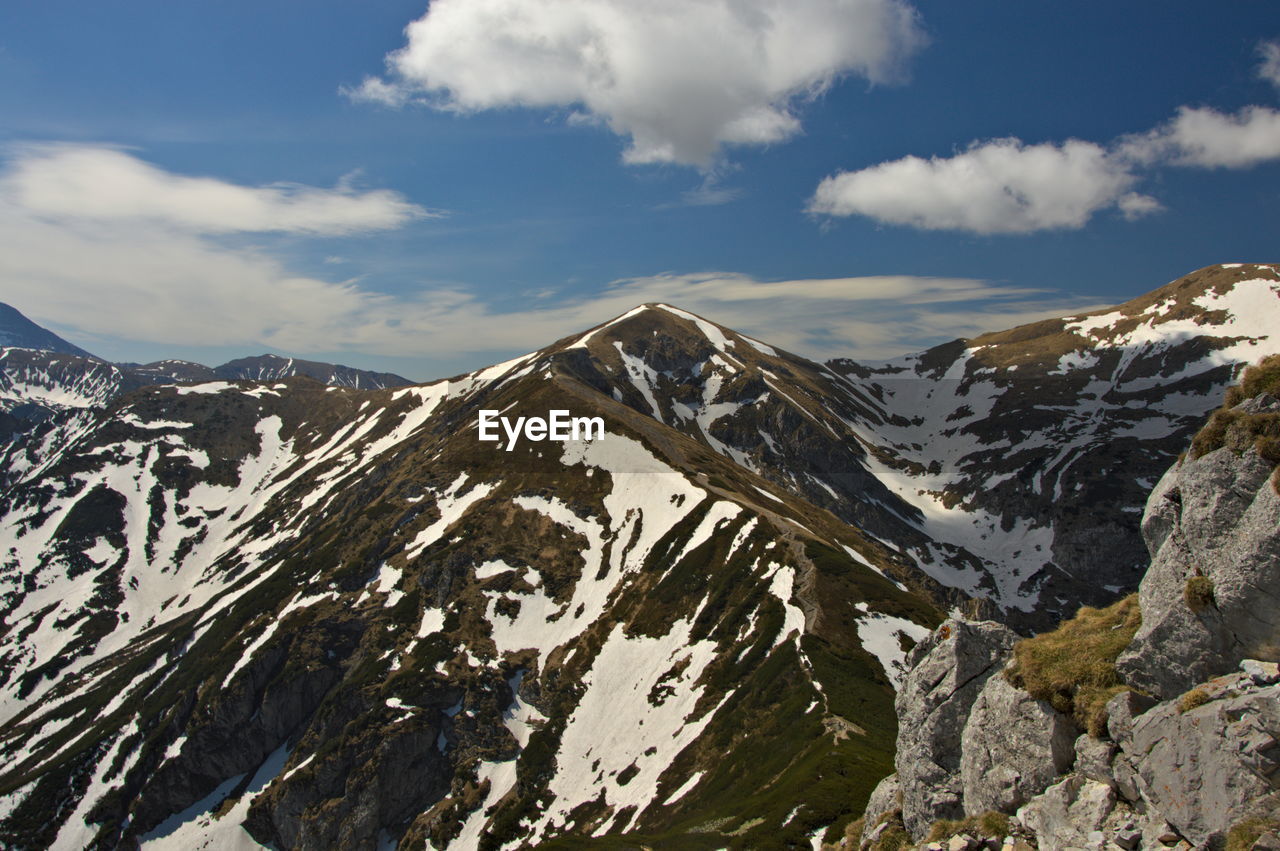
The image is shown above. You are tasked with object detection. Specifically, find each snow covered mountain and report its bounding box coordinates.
[0,306,411,450]
[0,336,935,849]
[829,262,1280,626]
[0,263,1277,848]
[123,354,412,391]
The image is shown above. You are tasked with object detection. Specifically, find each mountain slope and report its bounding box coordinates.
[0,337,937,848]
[2,263,1278,848]
[828,262,1280,625]
[0,303,95,360]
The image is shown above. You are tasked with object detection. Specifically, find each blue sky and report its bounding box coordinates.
[1,1,1277,380]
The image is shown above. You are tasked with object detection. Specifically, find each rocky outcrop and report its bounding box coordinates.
[1117,395,1280,700]
[858,773,900,847]
[1016,774,1116,851]
[884,662,1280,851]
[894,620,1018,838]
[960,673,1076,817]
[855,356,1280,850]
[1122,671,1280,846]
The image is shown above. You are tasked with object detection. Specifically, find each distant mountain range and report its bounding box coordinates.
[0,303,411,442]
[0,263,1276,848]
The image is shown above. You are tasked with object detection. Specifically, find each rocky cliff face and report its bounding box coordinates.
[851,357,1280,850]
[1117,380,1280,700]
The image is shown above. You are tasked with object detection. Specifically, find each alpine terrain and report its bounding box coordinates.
[0,263,1277,849]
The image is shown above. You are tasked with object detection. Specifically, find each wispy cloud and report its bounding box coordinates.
[0,144,1103,368]
[5,144,432,235]
[654,171,744,210]
[1258,39,1280,93]
[344,0,926,169]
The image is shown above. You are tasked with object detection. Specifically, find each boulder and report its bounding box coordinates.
[1015,775,1115,851]
[1127,675,1280,847]
[894,620,1018,839]
[858,773,899,847]
[960,673,1076,815]
[1071,733,1115,787]
[1104,690,1157,747]
[1117,429,1280,700]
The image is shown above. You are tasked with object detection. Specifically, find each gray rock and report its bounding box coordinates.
[1112,825,1141,849]
[895,619,1018,840]
[1109,752,1142,803]
[1146,820,1182,846]
[1128,677,1280,846]
[1105,690,1157,748]
[1015,775,1115,851]
[1117,445,1280,700]
[1072,733,1116,786]
[1254,831,1280,851]
[961,673,1077,815]
[1242,658,1280,685]
[859,773,899,847]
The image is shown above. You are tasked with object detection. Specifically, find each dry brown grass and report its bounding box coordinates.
[1006,594,1141,736]
[925,811,1010,842]
[1178,687,1212,714]
[1183,575,1215,611]
[1227,817,1280,851]
[1191,356,1280,489]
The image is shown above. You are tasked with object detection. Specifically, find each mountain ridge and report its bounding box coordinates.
[0,262,1278,848]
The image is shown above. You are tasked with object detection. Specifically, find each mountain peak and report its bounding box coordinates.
[0,302,96,359]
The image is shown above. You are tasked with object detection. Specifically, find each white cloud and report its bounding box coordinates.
[808,138,1144,234]
[4,144,430,235]
[0,144,1100,368]
[1116,192,1163,221]
[1119,105,1280,169]
[347,0,926,167]
[1258,40,1280,92]
[538,272,1103,360]
[812,98,1280,234]
[0,201,1098,362]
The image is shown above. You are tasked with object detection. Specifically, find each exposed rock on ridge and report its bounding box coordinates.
[854,357,1280,850]
[1117,384,1280,699]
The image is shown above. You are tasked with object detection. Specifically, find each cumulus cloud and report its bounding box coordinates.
[1118,105,1280,169]
[812,101,1280,234]
[808,138,1148,234]
[346,0,926,167]
[4,144,430,235]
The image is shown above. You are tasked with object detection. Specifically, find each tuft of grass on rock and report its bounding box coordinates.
[1183,575,1215,612]
[1005,594,1142,736]
[925,810,1009,842]
[1229,353,1280,404]
[1190,355,1280,495]
[1178,687,1212,714]
[863,809,911,850]
[1226,817,1280,851]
